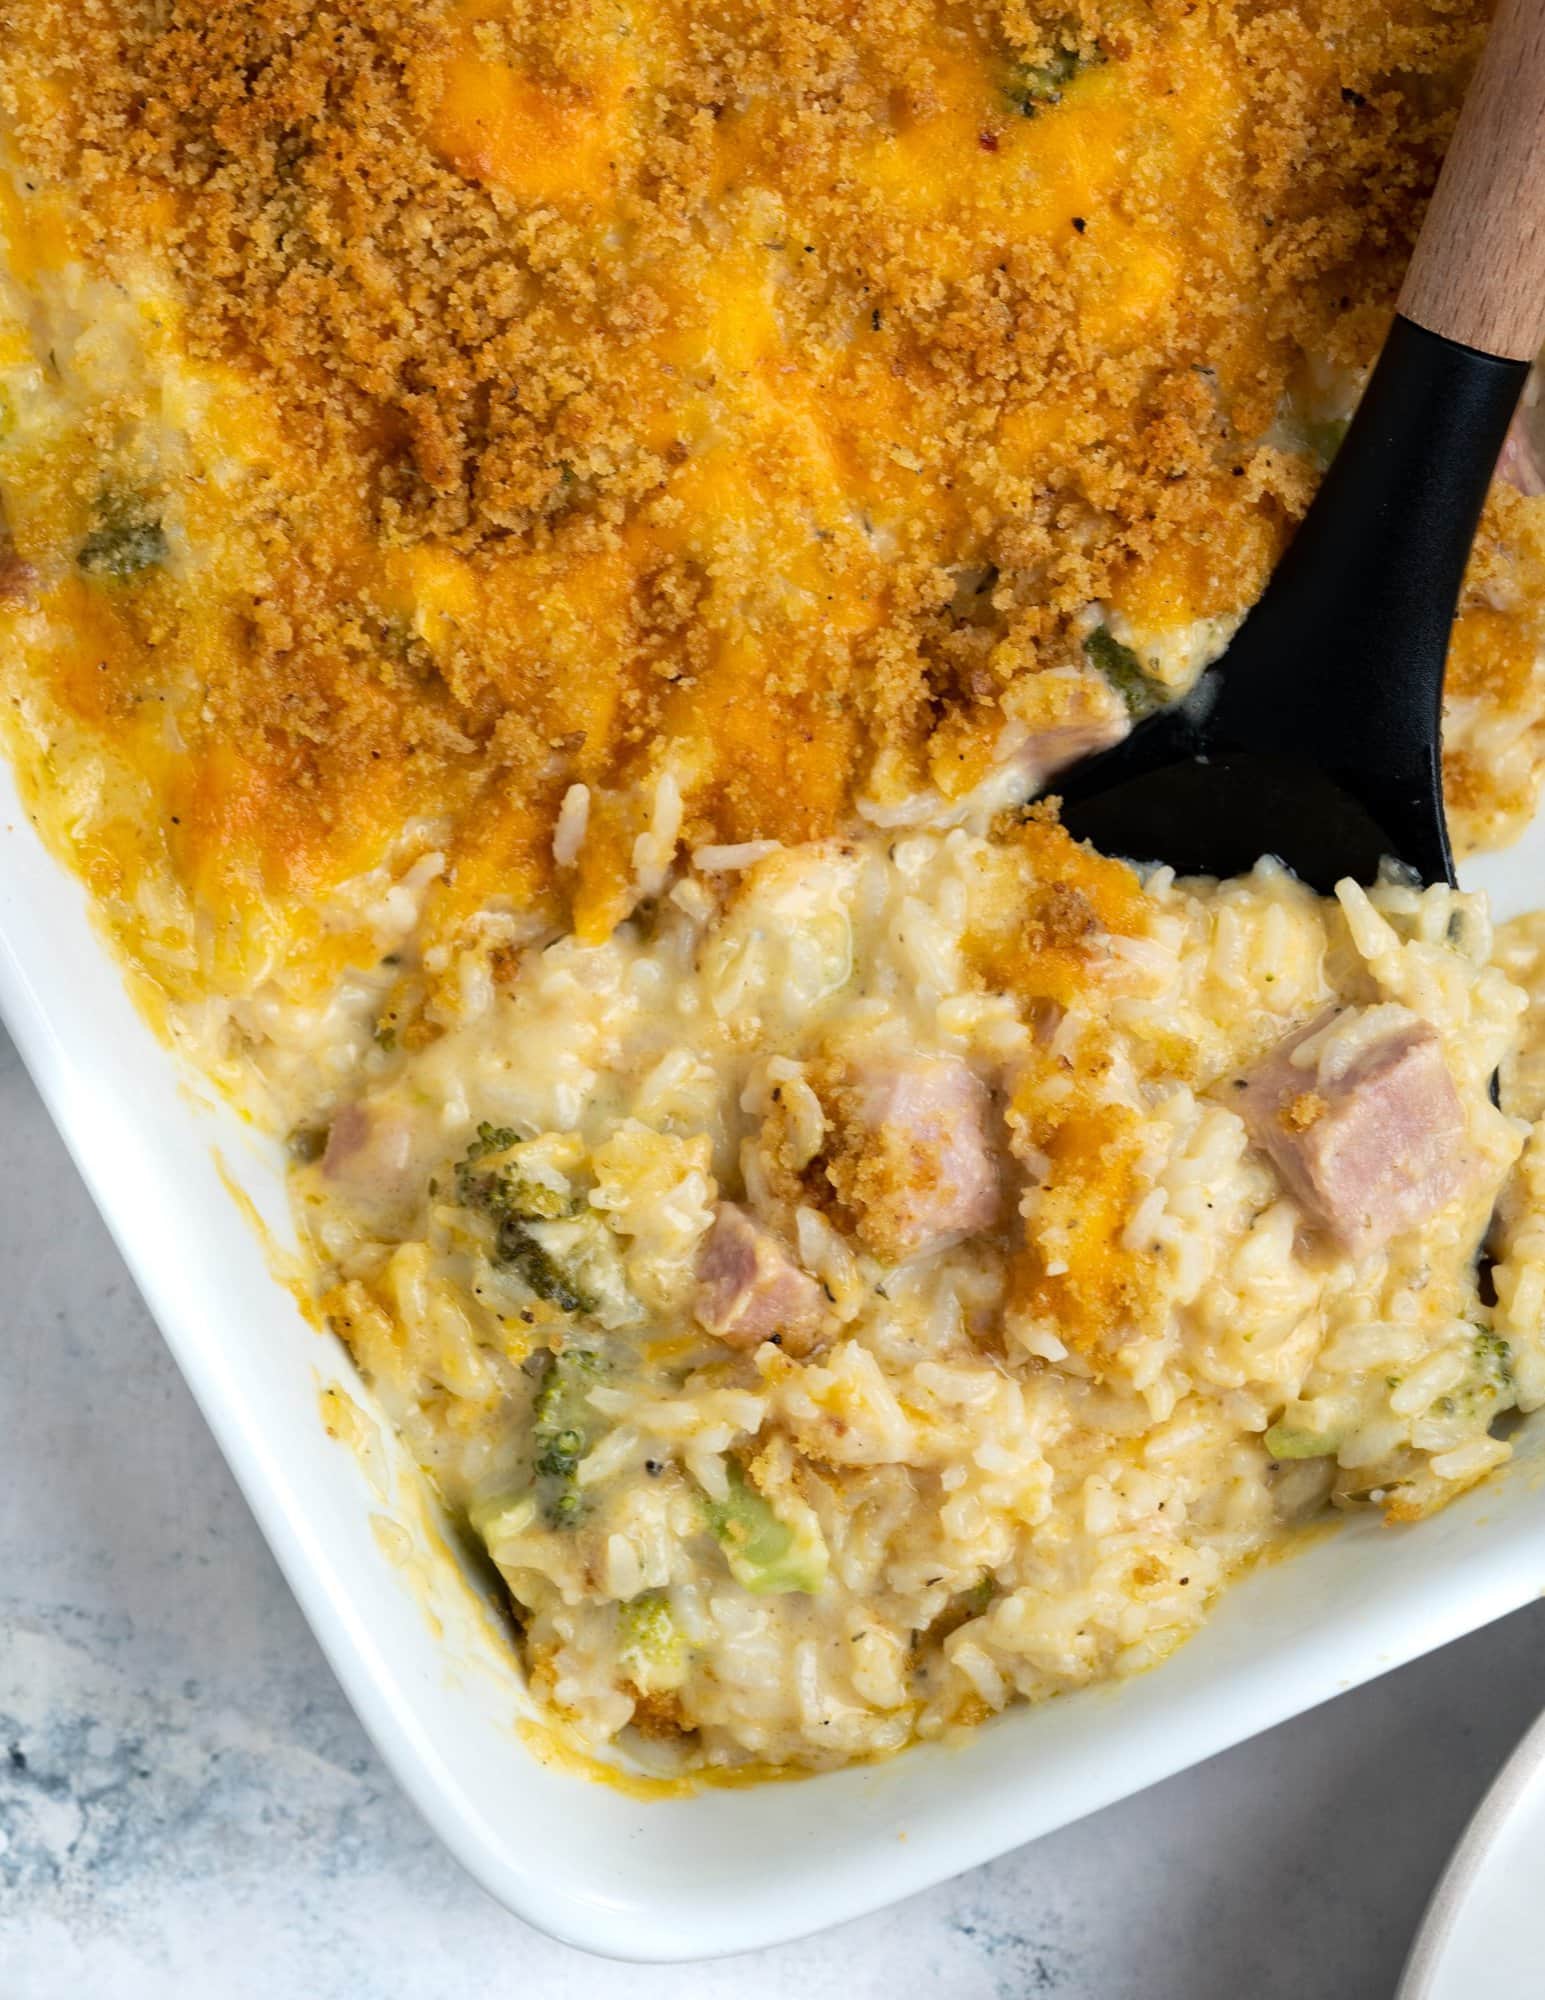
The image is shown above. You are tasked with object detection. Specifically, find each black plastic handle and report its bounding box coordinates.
[1209,318,1526,871]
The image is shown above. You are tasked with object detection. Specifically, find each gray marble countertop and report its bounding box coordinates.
[4,1017,1544,2000]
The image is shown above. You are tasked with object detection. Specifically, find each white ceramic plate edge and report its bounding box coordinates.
[1397,1703,1545,1998]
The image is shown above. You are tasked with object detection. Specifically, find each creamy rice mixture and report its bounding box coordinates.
[7,0,1545,1779]
[287,819,1544,1770]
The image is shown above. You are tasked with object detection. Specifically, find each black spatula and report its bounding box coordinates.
[1046,0,1545,892]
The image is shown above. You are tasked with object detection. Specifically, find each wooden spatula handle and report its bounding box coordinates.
[1399,0,1545,362]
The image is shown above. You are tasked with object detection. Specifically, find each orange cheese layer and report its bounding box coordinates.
[0,0,1539,1005]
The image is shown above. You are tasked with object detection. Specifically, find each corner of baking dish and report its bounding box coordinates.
[6,771,1545,1961]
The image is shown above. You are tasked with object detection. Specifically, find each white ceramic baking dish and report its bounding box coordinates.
[4,751,1545,1963]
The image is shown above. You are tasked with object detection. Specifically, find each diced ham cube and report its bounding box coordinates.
[321,1101,418,1213]
[1010,713,1131,791]
[1238,1007,1477,1255]
[694,1204,827,1356]
[830,1055,1001,1263]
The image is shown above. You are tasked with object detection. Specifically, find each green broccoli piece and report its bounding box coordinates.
[617,1590,688,1695]
[701,1460,828,1595]
[453,1124,596,1308]
[530,1347,604,1526]
[78,495,168,579]
[518,1211,641,1323]
[964,1572,997,1618]
[1474,1328,1515,1391]
[455,1122,572,1222]
[500,1226,596,1314]
[465,1347,606,1541]
[1008,44,1091,114]
[464,1121,518,1164]
[1084,625,1159,719]
[1264,1421,1342,1461]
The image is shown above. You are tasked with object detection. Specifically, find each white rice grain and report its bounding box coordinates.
[552,783,590,867]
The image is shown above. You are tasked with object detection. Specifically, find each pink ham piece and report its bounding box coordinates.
[836,1055,1001,1263]
[694,1204,827,1356]
[321,1101,418,1213]
[1238,1008,1477,1256]
[996,708,1128,792]
[1010,712,1130,792]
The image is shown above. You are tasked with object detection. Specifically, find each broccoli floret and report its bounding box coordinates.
[499,1224,596,1314]
[455,1122,572,1222]
[465,1347,606,1541]
[1264,1421,1342,1461]
[78,495,168,579]
[1008,44,1091,114]
[1084,626,1159,719]
[964,1572,997,1617]
[1475,1328,1515,1390]
[617,1590,688,1695]
[454,1127,638,1321]
[464,1121,518,1163]
[521,1211,643,1323]
[700,1460,828,1595]
[530,1347,604,1526]
[454,1124,592,1306]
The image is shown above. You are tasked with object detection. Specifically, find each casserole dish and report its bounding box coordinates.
[4,752,1545,1962]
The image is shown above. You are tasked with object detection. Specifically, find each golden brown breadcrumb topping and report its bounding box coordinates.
[2,0,1541,989]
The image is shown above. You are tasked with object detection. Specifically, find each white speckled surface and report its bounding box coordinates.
[2,1016,1542,1998]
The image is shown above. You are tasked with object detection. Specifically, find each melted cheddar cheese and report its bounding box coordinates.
[9,1,1545,1781]
[0,0,1542,1014]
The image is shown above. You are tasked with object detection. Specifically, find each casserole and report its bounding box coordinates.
[3,767,1544,1960]
[6,0,1545,1953]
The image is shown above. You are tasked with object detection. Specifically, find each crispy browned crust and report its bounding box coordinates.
[0,0,1534,971]
[1283,1089,1328,1134]
[818,1066,964,1265]
[628,1688,693,1742]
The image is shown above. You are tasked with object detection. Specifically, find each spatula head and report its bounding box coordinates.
[1042,318,1527,894]
[1053,717,1452,893]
